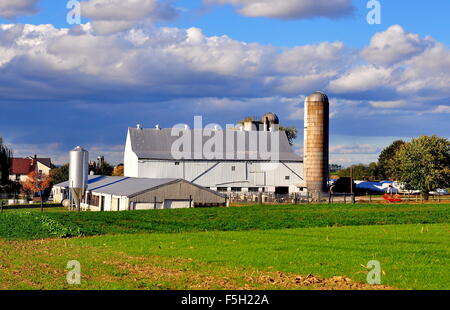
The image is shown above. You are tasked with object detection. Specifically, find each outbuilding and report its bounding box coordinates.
[52,175,227,211]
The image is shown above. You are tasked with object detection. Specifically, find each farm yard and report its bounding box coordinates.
[0,204,449,290]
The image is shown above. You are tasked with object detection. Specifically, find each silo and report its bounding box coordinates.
[69,146,89,211]
[304,91,329,200]
[261,112,280,131]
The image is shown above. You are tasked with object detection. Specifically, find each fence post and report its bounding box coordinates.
[344,193,347,204]
[0,201,3,213]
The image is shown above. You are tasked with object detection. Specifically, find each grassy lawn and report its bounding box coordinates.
[0,203,449,239]
[0,223,448,290]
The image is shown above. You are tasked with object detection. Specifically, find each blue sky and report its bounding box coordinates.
[0,0,449,166]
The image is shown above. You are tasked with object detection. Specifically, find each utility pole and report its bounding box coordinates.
[350,166,355,204]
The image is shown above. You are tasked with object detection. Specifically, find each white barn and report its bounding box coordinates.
[124,121,305,194]
[53,175,227,211]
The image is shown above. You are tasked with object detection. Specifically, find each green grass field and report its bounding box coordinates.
[0,204,448,290]
[0,204,449,239]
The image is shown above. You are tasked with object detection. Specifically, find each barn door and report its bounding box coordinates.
[111,198,120,211]
[163,200,190,209]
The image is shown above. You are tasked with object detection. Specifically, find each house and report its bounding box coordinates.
[9,155,52,182]
[124,113,305,195]
[52,175,227,211]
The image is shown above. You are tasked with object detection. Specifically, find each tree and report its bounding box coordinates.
[22,171,53,211]
[112,165,124,176]
[279,126,298,146]
[336,163,379,181]
[377,140,405,180]
[391,135,450,200]
[239,116,255,125]
[50,164,69,185]
[94,161,114,176]
[0,137,12,186]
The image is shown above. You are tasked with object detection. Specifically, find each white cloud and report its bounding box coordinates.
[361,25,432,66]
[397,42,450,97]
[432,105,450,114]
[79,0,178,34]
[0,0,39,19]
[328,65,393,93]
[204,0,354,20]
[369,100,406,108]
[329,154,378,167]
[274,41,349,94]
[330,144,381,155]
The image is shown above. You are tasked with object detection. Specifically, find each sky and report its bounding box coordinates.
[0,0,449,166]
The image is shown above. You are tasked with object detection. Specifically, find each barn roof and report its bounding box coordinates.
[54,175,225,198]
[128,128,302,162]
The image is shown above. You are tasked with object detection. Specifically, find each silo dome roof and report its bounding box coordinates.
[306,91,329,102]
[261,112,279,124]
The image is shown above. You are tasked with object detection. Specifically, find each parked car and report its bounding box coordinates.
[429,189,449,196]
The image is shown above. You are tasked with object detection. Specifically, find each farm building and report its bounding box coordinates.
[52,175,226,211]
[124,113,305,195]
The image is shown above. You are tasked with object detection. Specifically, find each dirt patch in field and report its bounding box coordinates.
[0,239,395,290]
[104,254,394,290]
[251,271,393,290]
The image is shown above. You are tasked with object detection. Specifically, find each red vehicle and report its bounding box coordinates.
[383,193,402,203]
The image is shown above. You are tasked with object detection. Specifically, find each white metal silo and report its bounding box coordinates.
[69,146,89,211]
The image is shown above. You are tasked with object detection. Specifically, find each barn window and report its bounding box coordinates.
[285,176,290,180]
[231,166,236,171]
[175,162,180,165]
[91,195,100,207]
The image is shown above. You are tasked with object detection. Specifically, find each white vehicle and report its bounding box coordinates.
[429,189,449,196]
[392,182,420,195]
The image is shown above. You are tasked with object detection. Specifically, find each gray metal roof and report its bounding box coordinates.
[129,128,302,162]
[55,175,181,197]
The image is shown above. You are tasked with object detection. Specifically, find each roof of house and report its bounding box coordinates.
[30,157,52,168]
[54,175,225,198]
[10,158,35,175]
[128,128,302,162]
[10,157,52,175]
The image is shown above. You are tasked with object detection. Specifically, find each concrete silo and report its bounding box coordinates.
[304,91,329,200]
